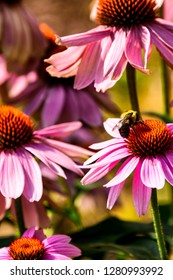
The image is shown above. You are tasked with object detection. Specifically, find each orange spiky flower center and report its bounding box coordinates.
[9,237,45,260]
[96,0,158,29]
[127,120,173,158]
[0,106,33,150]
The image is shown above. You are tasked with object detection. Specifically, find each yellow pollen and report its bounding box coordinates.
[0,106,33,150]
[127,120,173,157]
[9,237,45,260]
[96,0,157,28]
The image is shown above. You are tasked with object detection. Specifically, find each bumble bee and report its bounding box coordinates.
[113,110,150,138]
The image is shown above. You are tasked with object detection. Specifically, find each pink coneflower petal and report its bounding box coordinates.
[103,29,126,77]
[132,161,152,216]
[21,198,49,228]
[41,86,65,127]
[43,253,71,260]
[78,90,102,126]
[166,123,173,131]
[89,138,123,150]
[58,26,111,47]
[106,181,125,209]
[149,29,173,66]
[165,152,173,167]
[34,122,82,138]
[81,161,118,185]
[94,35,113,83]
[45,46,85,76]
[0,193,10,219]
[25,142,83,176]
[24,144,66,177]
[141,157,165,189]
[0,150,25,199]
[74,41,101,89]
[83,145,130,167]
[24,87,46,115]
[0,248,12,260]
[22,226,35,238]
[159,156,173,185]
[61,87,79,122]
[17,149,43,202]
[103,118,122,138]
[104,156,139,187]
[125,26,151,71]
[43,138,93,158]
[148,19,173,49]
[43,236,81,257]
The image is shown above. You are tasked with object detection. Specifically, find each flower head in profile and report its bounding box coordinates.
[81,117,173,216]
[0,0,47,74]
[0,227,81,260]
[46,0,173,92]
[0,105,91,202]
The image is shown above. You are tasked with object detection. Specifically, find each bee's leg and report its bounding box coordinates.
[137,120,152,131]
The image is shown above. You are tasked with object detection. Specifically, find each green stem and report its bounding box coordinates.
[14,197,26,236]
[151,189,168,260]
[161,60,171,115]
[126,63,140,113]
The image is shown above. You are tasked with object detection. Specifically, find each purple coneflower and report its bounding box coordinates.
[81,117,173,216]
[0,227,81,260]
[45,0,173,92]
[0,105,91,202]
[8,23,103,127]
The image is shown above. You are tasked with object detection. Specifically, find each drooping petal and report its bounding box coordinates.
[94,34,115,91]
[17,149,43,202]
[141,157,165,189]
[103,29,126,77]
[24,85,47,116]
[106,181,125,209]
[41,85,65,127]
[132,160,152,216]
[159,155,173,185]
[147,19,173,50]
[78,90,102,126]
[0,193,10,219]
[165,152,173,167]
[0,150,25,199]
[148,25,173,67]
[74,41,101,90]
[104,156,139,187]
[45,46,86,78]
[126,26,151,71]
